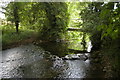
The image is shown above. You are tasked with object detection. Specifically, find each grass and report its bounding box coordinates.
[1,25,38,47]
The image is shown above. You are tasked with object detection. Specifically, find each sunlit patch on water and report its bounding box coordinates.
[87,41,92,52]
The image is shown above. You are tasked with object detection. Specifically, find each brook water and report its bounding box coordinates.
[0,40,104,78]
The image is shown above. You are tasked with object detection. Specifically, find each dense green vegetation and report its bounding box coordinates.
[4,2,70,41]
[1,2,88,47]
[80,2,120,77]
[80,2,120,50]
[1,2,120,77]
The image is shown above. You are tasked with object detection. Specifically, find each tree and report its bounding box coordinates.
[80,2,120,51]
[17,2,69,41]
[38,2,69,41]
[5,2,22,33]
[13,2,20,33]
[80,2,104,51]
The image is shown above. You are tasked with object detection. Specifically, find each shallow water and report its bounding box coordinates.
[0,42,104,78]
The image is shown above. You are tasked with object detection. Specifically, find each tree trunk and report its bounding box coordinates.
[15,21,19,33]
[91,31,102,52]
[82,32,87,50]
[13,2,19,33]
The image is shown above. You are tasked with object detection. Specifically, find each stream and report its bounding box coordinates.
[0,41,104,79]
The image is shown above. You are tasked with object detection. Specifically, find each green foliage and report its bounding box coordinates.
[97,2,120,39]
[80,2,120,51]
[80,2,120,76]
[38,2,69,41]
[4,2,26,32]
[80,2,103,51]
[68,2,86,28]
[4,2,70,41]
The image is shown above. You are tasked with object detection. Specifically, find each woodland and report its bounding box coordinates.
[0,2,120,78]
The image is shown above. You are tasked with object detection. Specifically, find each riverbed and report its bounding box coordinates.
[0,41,104,78]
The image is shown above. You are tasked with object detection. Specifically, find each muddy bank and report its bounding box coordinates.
[2,37,36,50]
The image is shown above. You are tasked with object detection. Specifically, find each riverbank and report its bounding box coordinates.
[2,36,36,50]
[101,49,120,78]
[91,48,120,78]
[1,26,39,50]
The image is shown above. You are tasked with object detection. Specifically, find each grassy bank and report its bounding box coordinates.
[1,25,38,50]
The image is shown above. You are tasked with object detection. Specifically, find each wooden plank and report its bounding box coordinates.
[67,27,84,32]
[68,49,90,53]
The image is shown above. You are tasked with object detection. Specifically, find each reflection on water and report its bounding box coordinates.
[59,60,89,78]
[1,42,91,78]
[36,42,69,57]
